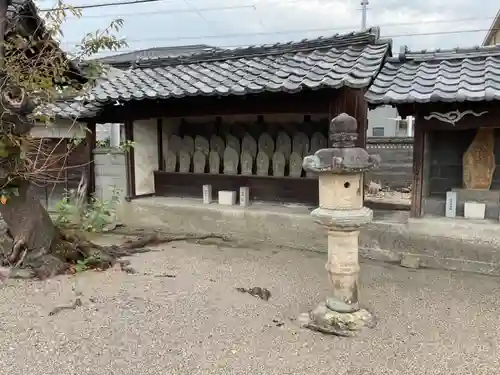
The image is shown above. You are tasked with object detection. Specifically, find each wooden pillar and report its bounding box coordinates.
[157,118,164,171]
[124,119,136,200]
[328,87,368,148]
[411,118,425,218]
[85,120,96,201]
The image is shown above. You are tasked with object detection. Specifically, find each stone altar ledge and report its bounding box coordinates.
[118,197,500,276]
[451,188,500,203]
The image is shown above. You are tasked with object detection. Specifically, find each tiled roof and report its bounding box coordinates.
[46,67,126,119]
[94,44,219,68]
[88,27,390,105]
[47,99,102,119]
[365,45,500,104]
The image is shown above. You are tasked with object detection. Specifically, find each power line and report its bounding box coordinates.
[387,28,499,39]
[61,13,495,28]
[39,0,161,12]
[61,24,499,47]
[70,27,500,56]
[38,1,497,26]
[41,1,497,24]
[38,0,279,13]
[42,4,258,18]
[34,0,374,8]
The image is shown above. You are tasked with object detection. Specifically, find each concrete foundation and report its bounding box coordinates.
[118,197,500,276]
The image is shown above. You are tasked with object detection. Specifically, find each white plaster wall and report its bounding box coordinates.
[367,106,399,137]
[133,119,158,195]
[30,120,86,139]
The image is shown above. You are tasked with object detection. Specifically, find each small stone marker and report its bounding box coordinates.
[218,190,236,206]
[464,201,486,219]
[256,151,269,176]
[202,184,212,204]
[272,151,286,177]
[182,135,195,155]
[193,150,206,173]
[289,152,303,177]
[240,151,254,176]
[242,133,257,158]
[310,132,327,154]
[168,134,183,155]
[164,150,177,172]
[226,134,241,155]
[178,150,191,173]
[258,133,274,158]
[195,135,210,155]
[239,186,250,207]
[209,151,221,174]
[445,191,457,218]
[223,147,239,175]
[210,135,225,157]
[293,132,309,157]
[276,131,291,160]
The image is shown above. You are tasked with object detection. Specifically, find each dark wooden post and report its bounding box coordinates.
[411,117,424,218]
[328,87,368,148]
[353,89,368,148]
[124,119,136,200]
[157,118,164,171]
[85,120,96,200]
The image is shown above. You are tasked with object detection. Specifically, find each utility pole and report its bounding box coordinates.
[360,0,369,31]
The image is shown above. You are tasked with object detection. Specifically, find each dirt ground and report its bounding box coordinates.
[0,235,498,375]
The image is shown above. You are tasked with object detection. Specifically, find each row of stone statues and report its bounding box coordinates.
[164,147,309,177]
[163,131,328,176]
[166,131,327,158]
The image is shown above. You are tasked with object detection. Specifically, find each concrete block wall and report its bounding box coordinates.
[94,149,127,202]
[366,137,413,189]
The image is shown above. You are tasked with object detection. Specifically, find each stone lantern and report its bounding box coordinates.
[300,113,380,337]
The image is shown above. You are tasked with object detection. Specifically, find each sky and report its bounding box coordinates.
[37,0,499,58]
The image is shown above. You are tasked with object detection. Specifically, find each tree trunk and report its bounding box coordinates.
[0,180,55,259]
[0,179,115,279]
[0,179,229,280]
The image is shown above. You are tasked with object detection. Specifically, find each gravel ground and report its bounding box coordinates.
[0,235,499,375]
